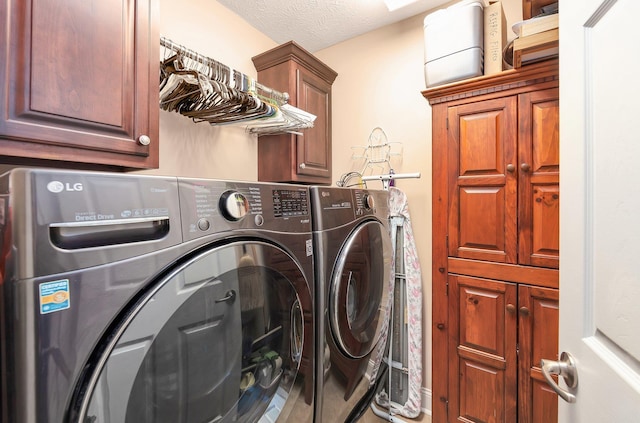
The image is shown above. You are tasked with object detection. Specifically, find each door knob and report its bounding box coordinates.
[506,163,515,173]
[138,135,151,146]
[541,351,578,403]
[521,163,531,172]
[299,163,306,169]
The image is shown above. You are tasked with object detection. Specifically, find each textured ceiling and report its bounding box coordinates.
[216,0,452,53]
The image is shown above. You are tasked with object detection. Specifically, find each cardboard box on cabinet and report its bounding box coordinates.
[484,1,507,75]
[423,0,484,87]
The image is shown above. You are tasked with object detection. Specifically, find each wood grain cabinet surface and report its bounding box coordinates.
[0,0,159,170]
[423,59,559,423]
[252,42,337,185]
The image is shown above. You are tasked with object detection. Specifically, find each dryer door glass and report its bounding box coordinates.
[74,241,311,423]
[329,220,392,359]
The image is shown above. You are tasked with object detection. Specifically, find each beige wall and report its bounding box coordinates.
[153,0,523,415]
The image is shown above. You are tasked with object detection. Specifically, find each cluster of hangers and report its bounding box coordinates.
[159,36,316,135]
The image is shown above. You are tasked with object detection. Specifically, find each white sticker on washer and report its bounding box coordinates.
[40,279,71,314]
[306,239,313,257]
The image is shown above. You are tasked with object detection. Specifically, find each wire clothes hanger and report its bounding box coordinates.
[159,36,316,135]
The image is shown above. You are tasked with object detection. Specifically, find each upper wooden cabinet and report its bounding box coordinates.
[424,59,559,423]
[0,0,159,170]
[252,42,337,185]
[447,88,559,269]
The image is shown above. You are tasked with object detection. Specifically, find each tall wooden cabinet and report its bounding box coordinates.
[0,0,159,170]
[252,41,337,185]
[423,60,559,423]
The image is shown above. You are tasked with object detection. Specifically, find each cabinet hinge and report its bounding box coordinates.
[516,342,520,355]
[445,235,448,254]
[446,281,449,296]
[446,117,449,130]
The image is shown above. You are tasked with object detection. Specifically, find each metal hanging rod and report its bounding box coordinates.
[160,36,289,105]
[361,172,421,190]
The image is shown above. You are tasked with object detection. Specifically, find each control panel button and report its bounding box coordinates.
[219,191,250,221]
[255,214,264,226]
[197,218,211,231]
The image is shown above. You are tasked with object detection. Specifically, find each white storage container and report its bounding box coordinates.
[423,0,484,87]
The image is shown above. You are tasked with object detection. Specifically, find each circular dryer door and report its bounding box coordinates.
[329,220,392,359]
[74,241,310,423]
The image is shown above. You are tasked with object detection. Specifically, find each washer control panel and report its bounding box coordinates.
[178,178,311,240]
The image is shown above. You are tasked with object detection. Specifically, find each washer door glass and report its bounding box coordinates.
[76,241,309,423]
[329,220,392,359]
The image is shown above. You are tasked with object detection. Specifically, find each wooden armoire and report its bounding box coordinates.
[422,59,559,423]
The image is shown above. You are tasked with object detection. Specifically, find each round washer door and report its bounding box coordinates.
[329,219,392,359]
[74,241,309,423]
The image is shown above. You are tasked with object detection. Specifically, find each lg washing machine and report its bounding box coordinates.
[0,168,316,423]
[309,186,393,422]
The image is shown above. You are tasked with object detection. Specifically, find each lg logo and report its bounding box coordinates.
[47,181,84,193]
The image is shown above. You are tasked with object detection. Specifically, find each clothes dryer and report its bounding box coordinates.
[309,187,393,422]
[0,168,315,423]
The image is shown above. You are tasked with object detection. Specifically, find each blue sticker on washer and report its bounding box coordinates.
[40,279,71,314]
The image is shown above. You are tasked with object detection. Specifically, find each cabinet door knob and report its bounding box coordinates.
[521,163,531,172]
[299,163,306,169]
[138,135,151,146]
[506,304,516,314]
[520,306,531,316]
[506,163,515,173]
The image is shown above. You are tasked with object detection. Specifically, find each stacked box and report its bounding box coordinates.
[423,0,484,88]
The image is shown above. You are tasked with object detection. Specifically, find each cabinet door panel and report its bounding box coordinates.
[448,98,518,264]
[0,0,159,169]
[449,275,517,423]
[518,89,559,268]
[296,68,331,179]
[518,285,559,423]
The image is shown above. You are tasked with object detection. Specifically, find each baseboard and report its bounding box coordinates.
[421,387,432,416]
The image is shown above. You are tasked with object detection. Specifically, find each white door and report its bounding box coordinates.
[558,0,640,421]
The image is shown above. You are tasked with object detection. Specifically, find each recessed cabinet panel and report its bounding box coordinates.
[532,379,558,423]
[459,111,501,176]
[30,0,124,127]
[532,101,559,173]
[459,358,506,423]
[458,186,507,261]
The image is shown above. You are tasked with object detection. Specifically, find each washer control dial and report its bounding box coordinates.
[219,191,250,221]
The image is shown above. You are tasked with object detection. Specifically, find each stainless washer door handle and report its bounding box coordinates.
[215,290,236,304]
[541,351,578,403]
